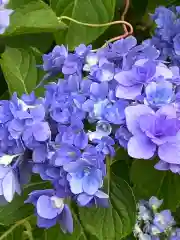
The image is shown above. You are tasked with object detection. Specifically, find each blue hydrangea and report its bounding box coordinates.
[146,6,180,65]
[1,20,180,234]
[134,196,178,240]
[25,189,73,233]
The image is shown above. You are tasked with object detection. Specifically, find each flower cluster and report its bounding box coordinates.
[145,6,180,65]
[1,15,180,232]
[134,196,180,240]
[0,0,13,34]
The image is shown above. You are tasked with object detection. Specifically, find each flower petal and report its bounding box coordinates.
[158,142,180,164]
[116,84,142,100]
[95,190,109,199]
[58,205,73,233]
[69,177,83,194]
[37,195,59,219]
[37,215,56,228]
[83,170,102,195]
[2,170,16,202]
[128,135,156,159]
[77,193,93,206]
[154,160,170,171]
[125,104,154,135]
[114,70,135,86]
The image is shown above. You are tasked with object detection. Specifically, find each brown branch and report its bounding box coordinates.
[121,0,130,35]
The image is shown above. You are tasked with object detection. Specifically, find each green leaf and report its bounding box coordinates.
[40,219,88,240]
[0,91,9,100]
[0,179,50,226]
[0,33,54,53]
[111,160,130,183]
[0,223,28,240]
[79,175,136,239]
[131,0,148,17]
[130,160,180,211]
[5,1,66,36]
[0,209,96,240]
[8,0,35,8]
[51,0,116,50]
[1,47,37,96]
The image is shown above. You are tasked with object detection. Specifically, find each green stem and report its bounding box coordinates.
[106,156,111,196]
[0,216,32,240]
[23,221,34,240]
[71,210,88,240]
[58,16,132,30]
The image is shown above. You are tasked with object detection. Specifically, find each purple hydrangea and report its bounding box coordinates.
[134,196,177,240]
[115,59,172,100]
[25,189,73,233]
[152,210,175,233]
[147,6,180,65]
[125,104,180,169]
[2,24,180,236]
[64,159,103,195]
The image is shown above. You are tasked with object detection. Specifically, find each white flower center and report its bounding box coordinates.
[51,196,64,209]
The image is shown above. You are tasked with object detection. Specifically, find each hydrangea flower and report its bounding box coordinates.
[64,159,103,195]
[25,189,73,233]
[153,210,175,233]
[134,196,178,240]
[144,80,174,108]
[2,24,180,235]
[114,59,172,100]
[147,6,180,65]
[125,104,180,166]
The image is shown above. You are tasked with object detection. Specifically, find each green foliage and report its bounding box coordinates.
[8,0,35,9]
[130,160,180,211]
[0,179,50,226]
[111,160,130,183]
[79,175,136,239]
[5,1,66,36]
[51,0,116,50]
[1,47,37,96]
[0,33,54,53]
